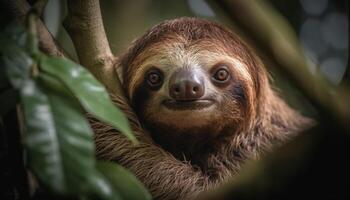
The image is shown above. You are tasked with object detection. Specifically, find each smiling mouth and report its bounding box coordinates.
[162,99,215,110]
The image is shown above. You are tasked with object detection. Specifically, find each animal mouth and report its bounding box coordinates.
[162,99,215,110]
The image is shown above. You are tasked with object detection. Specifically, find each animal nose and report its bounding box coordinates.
[169,69,204,101]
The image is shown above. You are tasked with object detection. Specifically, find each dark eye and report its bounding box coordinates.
[146,69,163,88]
[213,68,230,83]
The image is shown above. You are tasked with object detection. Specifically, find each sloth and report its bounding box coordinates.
[90,18,313,200]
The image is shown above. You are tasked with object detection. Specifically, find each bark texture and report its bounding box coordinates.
[64,0,121,95]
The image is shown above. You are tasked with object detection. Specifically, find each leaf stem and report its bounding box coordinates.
[25,0,48,77]
[26,9,39,55]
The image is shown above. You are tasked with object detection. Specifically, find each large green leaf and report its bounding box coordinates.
[97,161,152,200]
[39,56,135,143]
[0,43,26,116]
[38,74,94,193]
[1,30,66,192]
[1,23,68,193]
[21,77,67,193]
[1,21,145,200]
[82,170,123,200]
[4,53,124,199]
[38,74,123,200]
[1,41,32,89]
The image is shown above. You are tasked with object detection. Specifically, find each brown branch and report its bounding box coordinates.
[3,0,66,57]
[63,0,123,95]
[213,0,350,128]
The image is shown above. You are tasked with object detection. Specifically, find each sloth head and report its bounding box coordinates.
[119,18,269,145]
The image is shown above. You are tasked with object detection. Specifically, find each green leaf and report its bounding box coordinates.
[1,40,33,88]
[0,30,65,192]
[39,74,123,200]
[39,56,135,143]
[97,161,152,200]
[1,22,68,192]
[20,78,67,193]
[83,171,123,200]
[0,41,25,116]
[0,21,32,80]
[37,74,94,193]
[0,21,28,51]
[1,21,130,200]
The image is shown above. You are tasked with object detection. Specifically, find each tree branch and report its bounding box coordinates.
[212,0,350,128]
[64,0,123,95]
[3,0,66,57]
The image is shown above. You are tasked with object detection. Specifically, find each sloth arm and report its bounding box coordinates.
[90,93,311,199]
[89,94,213,200]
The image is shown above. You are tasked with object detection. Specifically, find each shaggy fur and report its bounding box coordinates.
[90,18,312,200]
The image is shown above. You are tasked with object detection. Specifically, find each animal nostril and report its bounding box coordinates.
[169,70,205,100]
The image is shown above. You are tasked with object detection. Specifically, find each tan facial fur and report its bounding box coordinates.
[125,38,253,130]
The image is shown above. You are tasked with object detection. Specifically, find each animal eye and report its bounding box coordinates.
[146,69,163,88]
[213,68,230,82]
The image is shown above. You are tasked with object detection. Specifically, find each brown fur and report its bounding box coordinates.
[90,18,313,200]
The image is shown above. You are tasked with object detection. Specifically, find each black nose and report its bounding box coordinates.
[169,69,204,101]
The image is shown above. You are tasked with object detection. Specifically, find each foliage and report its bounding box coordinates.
[0,21,151,200]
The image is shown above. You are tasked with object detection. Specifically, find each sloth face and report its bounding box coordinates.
[121,18,262,139]
[128,40,255,137]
